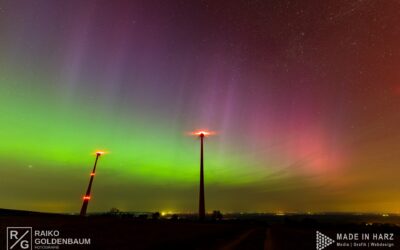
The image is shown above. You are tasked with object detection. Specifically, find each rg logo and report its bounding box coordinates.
[6,227,32,250]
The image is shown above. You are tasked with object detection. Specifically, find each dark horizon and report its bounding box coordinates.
[1,207,399,216]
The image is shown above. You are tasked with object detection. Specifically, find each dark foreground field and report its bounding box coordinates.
[1,210,400,250]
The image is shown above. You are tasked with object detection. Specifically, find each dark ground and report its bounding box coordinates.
[1,210,399,250]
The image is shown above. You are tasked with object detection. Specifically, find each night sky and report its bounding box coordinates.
[1,0,400,213]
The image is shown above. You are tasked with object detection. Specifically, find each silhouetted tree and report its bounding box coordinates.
[109,207,120,215]
[152,212,161,220]
[211,210,223,221]
[138,214,148,220]
[170,214,179,220]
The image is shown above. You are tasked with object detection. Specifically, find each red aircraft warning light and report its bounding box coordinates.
[191,130,216,137]
[80,151,106,216]
[191,129,215,221]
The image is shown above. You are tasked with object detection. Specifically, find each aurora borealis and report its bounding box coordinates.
[0,0,400,214]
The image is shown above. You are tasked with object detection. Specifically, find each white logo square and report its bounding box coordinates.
[6,227,32,250]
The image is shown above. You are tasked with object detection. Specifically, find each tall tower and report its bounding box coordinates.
[80,151,104,216]
[199,132,205,220]
[191,130,214,221]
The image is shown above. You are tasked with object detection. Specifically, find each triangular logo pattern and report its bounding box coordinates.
[316,231,335,250]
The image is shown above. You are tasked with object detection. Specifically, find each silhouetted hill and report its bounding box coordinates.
[0,208,64,216]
